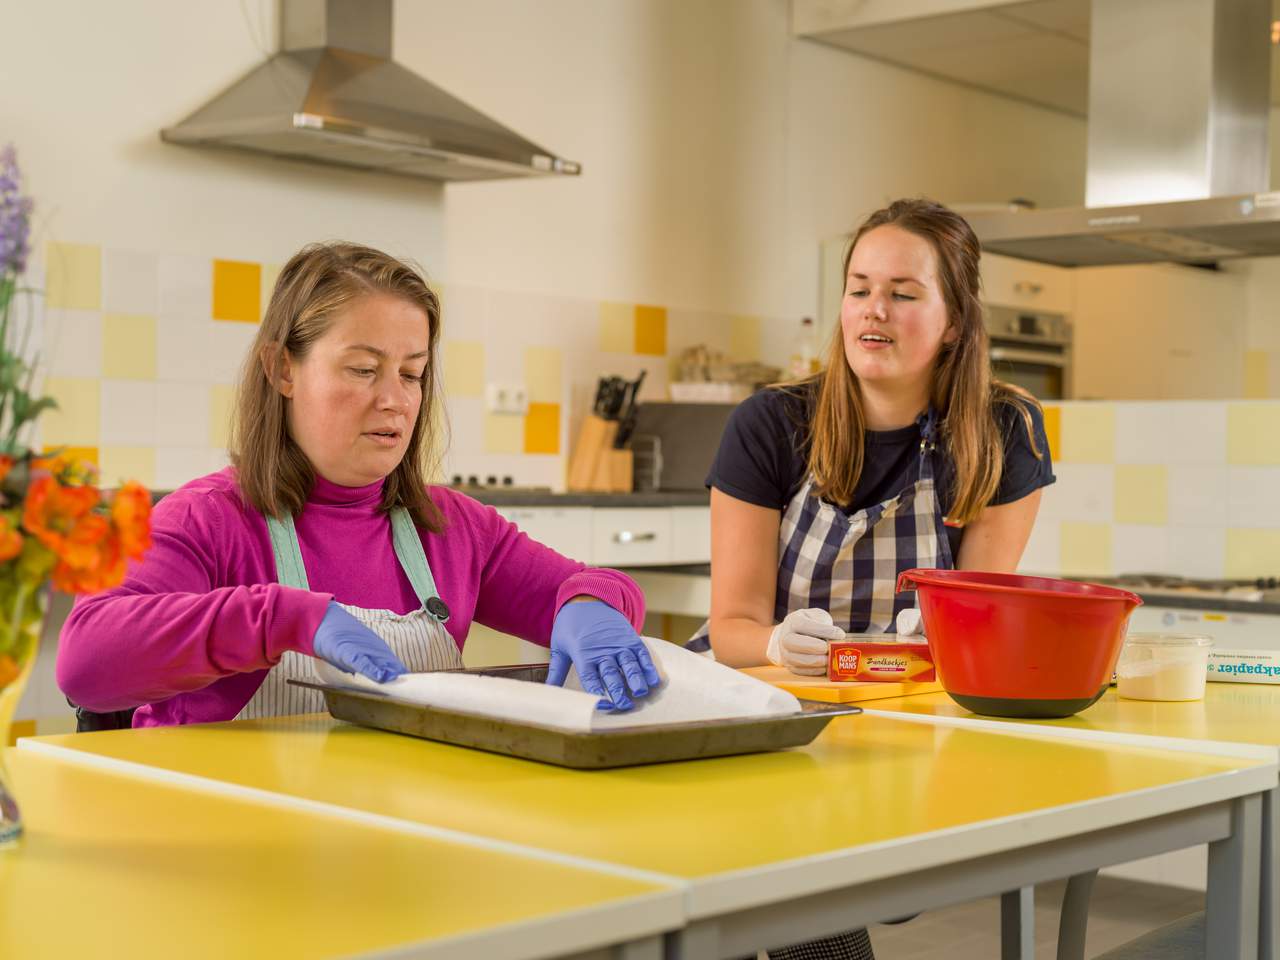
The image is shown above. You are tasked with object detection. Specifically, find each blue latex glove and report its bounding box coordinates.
[545,600,663,711]
[312,601,407,684]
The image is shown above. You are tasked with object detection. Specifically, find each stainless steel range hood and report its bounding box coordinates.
[161,0,580,182]
[969,0,1275,267]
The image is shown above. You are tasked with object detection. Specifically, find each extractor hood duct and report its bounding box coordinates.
[968,0,1277,267]
[161,0,580,182]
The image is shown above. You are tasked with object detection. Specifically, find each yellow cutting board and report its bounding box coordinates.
[741,665,944,703]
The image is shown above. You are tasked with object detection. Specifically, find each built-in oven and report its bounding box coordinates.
[984,305,1072,401]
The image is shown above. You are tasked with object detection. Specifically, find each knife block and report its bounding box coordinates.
[568,416,634,493]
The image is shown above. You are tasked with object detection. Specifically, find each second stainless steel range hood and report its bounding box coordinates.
[161,0,580,182]
[969,0,1275,267]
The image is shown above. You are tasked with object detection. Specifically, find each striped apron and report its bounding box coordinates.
[236,506,463,720]
[688,410,954,651]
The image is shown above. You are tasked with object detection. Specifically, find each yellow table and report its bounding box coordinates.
[21,711,1275,959]
[864,683,1280,959]
[0,748,681,960]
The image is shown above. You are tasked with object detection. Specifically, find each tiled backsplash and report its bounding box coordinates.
[30,241,798,492]
[1022,401,1280,579]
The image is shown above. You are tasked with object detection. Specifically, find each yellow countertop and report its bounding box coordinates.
[22,711,1267,896]
[865,683,1280,747]
[0,749,677,960]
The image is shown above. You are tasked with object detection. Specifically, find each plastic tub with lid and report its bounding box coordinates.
[1116,633,1213,702]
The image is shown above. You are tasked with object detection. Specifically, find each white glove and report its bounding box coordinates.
[895,607,925,637]
[767,608,846,676]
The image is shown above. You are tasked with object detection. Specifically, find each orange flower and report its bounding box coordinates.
[52,530,127,594]
[0,514,22,562]
[22,475,100,554]
[0,654,19,690]
[110,482,151,560]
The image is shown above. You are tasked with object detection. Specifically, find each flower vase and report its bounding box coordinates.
[0,583,47,848]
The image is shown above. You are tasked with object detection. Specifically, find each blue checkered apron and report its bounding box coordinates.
[688,410,954,649]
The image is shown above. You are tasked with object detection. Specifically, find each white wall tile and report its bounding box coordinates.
[440,396,485,462]
[1167,465,1229,527]
[439,283,489,339]
[1115,402,1228,465]
[102,249,158,314]
[44,309,103,378]
[157,316,214,384]
[155,381,212,447]
[99,379,157,445]
[1167,526,1227,579]
[1227,466,1280,528]
[1037,463,1113,523]
[155,446,221,491]
[1112,524,1172,575]
[1017,518,1061,575]
[158,254,211,320]
[208,322,258,383]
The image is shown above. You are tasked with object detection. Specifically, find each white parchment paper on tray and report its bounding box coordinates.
[315,637,800,732]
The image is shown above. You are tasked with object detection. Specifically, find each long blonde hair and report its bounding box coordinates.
[230,241,445,531]
[806,198,1041,525]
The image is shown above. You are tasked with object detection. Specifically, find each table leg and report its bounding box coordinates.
[1055,871,1097,960]
[1207,793,1262,960]
[1001,887,1035,960]
[664,920,719,960]
[1263,787,1276,960]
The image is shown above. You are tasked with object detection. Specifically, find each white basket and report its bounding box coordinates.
[668,381,750,403]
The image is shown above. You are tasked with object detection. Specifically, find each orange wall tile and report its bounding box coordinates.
[213,260,262,323]
[634,305,667,356]
[524,402,560,454]
[1041,404,1061,462]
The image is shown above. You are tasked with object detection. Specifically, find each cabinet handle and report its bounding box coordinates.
[613,531,657,544]
[1013,281,1044,295]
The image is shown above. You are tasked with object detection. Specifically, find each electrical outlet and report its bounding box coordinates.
[485,382,529,415]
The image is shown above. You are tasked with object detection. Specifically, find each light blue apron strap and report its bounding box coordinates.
[390,507,450,623]
[265,512,311,591]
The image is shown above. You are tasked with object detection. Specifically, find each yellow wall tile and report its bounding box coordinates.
[634,305,667,356]
[210,384,236,449]
[212,259,261,323]
[1227,402,1280,464]
[729,315,762,362]
[1041,404,1061,462]
[524,347,562,404]
[1060,404,1115,463]
[45,242,101,310]
[1113,464,1167,525]
[40,377,100,445]
[1059,521,1112,576]
[99,446,156,487]
[41,445,98,467]
[442,341,484,397]
[524,402,560,454]
[483,412,523,454]
[1226,528,1280,579]
[599,302,632,353]
[1244,350,1270,399]
[102,314,157,379]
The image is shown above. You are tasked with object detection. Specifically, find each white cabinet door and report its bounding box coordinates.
[669,507,711,563]
[981,252,1073,314]
[591,508,673,566]
[496,507,594,561]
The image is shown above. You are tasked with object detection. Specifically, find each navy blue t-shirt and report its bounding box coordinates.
[706,383,1056,558]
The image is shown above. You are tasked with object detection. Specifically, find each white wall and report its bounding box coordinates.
[403,0,1086,320]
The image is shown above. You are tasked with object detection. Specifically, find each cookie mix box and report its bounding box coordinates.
[827,639,936,683]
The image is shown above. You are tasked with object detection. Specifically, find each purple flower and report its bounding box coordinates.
[0,145,33,277]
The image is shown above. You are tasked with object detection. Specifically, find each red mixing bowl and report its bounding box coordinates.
[896,569,1143,718]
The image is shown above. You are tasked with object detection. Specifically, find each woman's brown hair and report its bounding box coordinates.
[805,198,1041,525]
[230,241,445,531]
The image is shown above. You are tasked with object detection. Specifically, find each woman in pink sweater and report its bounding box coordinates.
[57,243,659,727]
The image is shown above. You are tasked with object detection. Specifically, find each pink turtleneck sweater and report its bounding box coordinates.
[56,468,645,727]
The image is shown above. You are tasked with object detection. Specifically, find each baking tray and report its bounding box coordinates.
[288,663,860,769]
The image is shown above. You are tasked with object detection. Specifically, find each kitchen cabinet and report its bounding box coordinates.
[980,251,1074,314]
[497,505,712,567]
[495,506,593,561]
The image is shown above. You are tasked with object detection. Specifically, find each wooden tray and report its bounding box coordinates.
[741,665,943,703]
